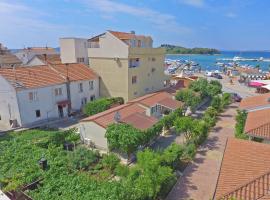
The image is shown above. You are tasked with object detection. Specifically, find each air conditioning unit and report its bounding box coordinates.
[84,138,92,146]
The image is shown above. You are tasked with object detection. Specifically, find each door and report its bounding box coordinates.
[58,105,64,118]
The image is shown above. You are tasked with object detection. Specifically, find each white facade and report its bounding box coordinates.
[0,76,21,129]
[26,56,46,66]
[60,38,88,64]
[0,79,99,129]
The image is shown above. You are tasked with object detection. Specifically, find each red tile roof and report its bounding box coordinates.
[130,91,174,108]
[35,54,62,64]
[82,91,183,130]
[121,112,158,130]
[239,93,270,110]
[215,138,270,199]
[109,30,151,40]
[244,108,270,139]
[81,103,146,129]
[0,63,98,90]
[158,97,184,110]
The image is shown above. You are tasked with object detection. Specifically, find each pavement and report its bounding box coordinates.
[166,103,238,200]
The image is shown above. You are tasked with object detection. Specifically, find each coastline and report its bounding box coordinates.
[166,53,221,56]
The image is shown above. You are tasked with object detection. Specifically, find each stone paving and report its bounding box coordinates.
[166,103,238,200]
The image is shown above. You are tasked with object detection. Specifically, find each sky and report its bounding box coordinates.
[0,0,270,50]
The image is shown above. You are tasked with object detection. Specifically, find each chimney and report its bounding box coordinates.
[43,54,47,63]
[130,30,135,34]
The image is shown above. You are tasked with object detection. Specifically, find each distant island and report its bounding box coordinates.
[161,44,220,55]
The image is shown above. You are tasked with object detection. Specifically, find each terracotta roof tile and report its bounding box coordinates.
[0,63,98,90]
[109,30,150,40]
[81,103,146,128]
[35,54,62,64]
[158,97,184,110]
[121,112,158,130]
[245,108,270,139]
[215,138,270,199]
[240,93,270,110]
[130,91,174,108]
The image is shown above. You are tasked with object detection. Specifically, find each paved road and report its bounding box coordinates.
[166,103,238,200]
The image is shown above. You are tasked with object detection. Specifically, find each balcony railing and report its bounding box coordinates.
[88,42,100,48]
[217,171,270,200]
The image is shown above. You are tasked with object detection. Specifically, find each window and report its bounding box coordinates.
[35,110,41,118]
[132,76,137,84]
[77,57,85,63]
[152,57,156,62]
[54,88,62,96]
[133,91,138,96]
[81,97,87,105]
[29,91,38,101]
[151,68,156,73]
[129,58,140,68]
[89,81,94,90]
[138,40,141,47]
[90,95,95,101]
[79,83,83,92]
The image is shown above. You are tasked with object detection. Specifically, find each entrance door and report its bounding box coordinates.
[58,105,64,118]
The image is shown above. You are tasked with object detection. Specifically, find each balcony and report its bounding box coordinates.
[88,42,100,48]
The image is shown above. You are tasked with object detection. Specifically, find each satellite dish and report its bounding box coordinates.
[114,111,121,122]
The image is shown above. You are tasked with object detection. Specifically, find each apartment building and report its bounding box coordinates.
[0,43,22,68]
[0,63,99,129]
[60,30,170,102]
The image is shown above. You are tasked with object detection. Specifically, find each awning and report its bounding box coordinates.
[248,82,264,87]
[261,84,270,91]
[57,100,70,106]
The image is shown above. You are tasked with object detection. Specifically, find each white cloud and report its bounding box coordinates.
[83,0,191,33]
[225,12,238,18]
[179,0,205,7]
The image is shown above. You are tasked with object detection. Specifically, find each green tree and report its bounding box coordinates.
[105,123,143,160]
[211,96,222,111]
[174,117,194,141]
[101,153,120,172]
[176,89,201,112]
[235,110,248,139]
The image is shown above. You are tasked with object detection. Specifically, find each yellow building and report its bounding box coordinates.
[60,30,170,102]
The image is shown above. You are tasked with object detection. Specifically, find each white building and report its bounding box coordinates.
[26,54,62,66]
[15,47,57,64]
[59,38,88,65]
[0,63,99,129]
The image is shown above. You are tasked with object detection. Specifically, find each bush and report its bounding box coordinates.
[115,164,130,177]
[83,97,124,116]
[161,143,184,168]
[69,147,99,170]
[182,143,196,161]
[176,89,202,111]
[101,153,120,172]
[235,110,248,139]
[221,93,232,108]
[211,96,222,112]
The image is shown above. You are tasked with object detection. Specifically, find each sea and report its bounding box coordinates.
[166,51,270,71]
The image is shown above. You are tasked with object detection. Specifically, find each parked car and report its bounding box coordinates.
[230,93,242,102]
[204,71,212,77]
[212,73,223,79]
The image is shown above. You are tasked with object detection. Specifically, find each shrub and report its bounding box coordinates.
[235,110,248,139]
[161,143,184,168]
[115,164,130,177]
[83,97,124,116]
[182,143,196,161]
[101,153,120,172]
[211,96,222,112]
[69,147,99,170]
[221,93,232,108]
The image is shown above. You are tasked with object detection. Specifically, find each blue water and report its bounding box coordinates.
[166,51,270,71]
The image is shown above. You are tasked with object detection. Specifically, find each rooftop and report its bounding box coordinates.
[214,138,270,199]
[0,63,98,90]
[32,54,62,65]
[108,30,151,40]
[239,93,270,110]
[245,108,270,139]
[81,91,182,130]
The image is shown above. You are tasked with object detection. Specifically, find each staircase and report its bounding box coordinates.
[217,171,270,200]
